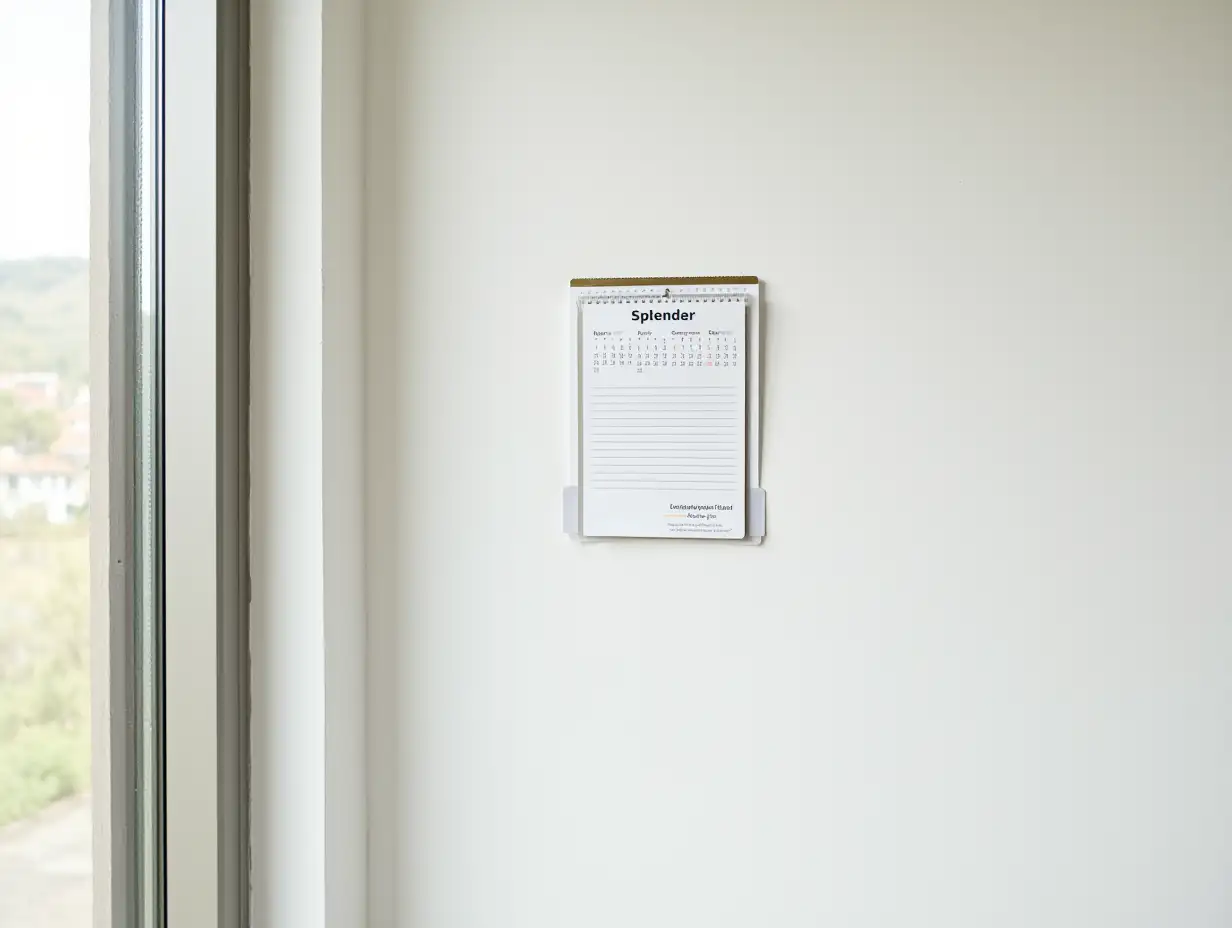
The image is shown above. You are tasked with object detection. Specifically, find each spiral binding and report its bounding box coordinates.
[578,291,748,307]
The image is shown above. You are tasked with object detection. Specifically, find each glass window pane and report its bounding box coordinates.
[0,2,94,927]
[134,0,162,922]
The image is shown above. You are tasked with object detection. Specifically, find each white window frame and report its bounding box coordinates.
[93,1,249,926]
[95,3,367,925]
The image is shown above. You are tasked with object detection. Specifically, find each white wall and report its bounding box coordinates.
[365,1,1232,925]
[251,2,368,928]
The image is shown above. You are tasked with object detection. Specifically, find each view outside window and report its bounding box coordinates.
[0,2,94,926]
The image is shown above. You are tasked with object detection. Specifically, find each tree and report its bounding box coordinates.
[0,390,60,453]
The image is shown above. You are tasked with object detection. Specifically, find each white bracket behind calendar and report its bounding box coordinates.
[563,277,765,544]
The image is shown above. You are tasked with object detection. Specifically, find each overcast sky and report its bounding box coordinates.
[0,0,91,259]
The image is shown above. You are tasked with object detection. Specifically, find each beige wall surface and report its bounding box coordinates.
[365,1,1232,924]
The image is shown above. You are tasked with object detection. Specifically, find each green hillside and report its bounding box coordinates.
[0,257,90,389]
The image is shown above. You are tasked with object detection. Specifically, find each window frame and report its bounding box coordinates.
[95,1,250,926]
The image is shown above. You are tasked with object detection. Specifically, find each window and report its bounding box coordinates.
[1,2,247,926]
[0,4,96,926]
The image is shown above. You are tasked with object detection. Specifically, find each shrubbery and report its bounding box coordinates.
[0,532,90,828]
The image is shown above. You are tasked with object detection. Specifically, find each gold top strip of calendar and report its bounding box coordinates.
[571,276,759,288]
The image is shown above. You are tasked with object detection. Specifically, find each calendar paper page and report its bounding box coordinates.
[580,297,746,538]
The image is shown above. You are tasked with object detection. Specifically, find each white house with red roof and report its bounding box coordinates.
[0,446,87,523]
[0,378,90,523]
